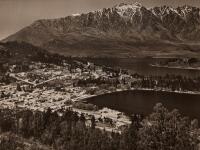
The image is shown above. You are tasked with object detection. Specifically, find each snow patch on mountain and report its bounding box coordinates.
[72,13,80,17]
[114,2,143,17]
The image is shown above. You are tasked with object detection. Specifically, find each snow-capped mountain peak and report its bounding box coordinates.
[3,2,200,57]
[115,2,142,8]
[114,2,144,17]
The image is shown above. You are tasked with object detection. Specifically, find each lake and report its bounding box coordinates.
[84,57,200,78]
[86,90,200,121]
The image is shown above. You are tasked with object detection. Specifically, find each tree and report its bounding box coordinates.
[120,114,141,150]
[16,84,21,91]
[91,116,96,129]
[80,113,86,123]
[138,103,199,150]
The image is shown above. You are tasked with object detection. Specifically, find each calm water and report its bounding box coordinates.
[84,57,200,120]
[85,57,200,78]
[86,90,200,120]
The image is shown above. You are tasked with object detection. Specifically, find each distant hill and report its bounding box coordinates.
[0,41,68,66]
[0,41,46,64]
[3,3,200,58]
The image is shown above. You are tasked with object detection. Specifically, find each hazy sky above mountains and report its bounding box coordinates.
[0,0,200,40]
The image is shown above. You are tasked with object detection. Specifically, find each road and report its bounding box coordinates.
[10,74,36,86]
[10,73,71,87]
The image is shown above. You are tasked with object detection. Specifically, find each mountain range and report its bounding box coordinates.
[3,2,200,58]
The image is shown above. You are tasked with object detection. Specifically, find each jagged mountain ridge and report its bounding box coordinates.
[3,3,200,57]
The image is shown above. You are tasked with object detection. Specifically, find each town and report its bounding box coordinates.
[0,59,133,132]
[1,54,200,132]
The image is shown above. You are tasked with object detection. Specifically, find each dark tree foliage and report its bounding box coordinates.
[0,104,199,150]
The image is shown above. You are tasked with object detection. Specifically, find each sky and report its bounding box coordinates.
[0,0,200,40]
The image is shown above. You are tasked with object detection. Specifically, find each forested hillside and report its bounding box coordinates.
[0,104,199,150]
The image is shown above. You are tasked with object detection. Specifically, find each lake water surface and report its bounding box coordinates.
[85,57,200,78]
[84,58,200,120]
[86,90,200,120]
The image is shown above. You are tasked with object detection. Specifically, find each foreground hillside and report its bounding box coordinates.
[0,104,199,150]
[3,3,200,57]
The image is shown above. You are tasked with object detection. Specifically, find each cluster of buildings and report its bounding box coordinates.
[0,60,133,131]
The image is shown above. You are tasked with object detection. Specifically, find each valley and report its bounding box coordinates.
[1,2,200,149]
[1,42,200,132]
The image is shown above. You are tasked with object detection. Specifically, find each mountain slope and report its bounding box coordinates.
[3,3,200,57]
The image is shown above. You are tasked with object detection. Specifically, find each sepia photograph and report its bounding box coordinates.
[0,0,200,149]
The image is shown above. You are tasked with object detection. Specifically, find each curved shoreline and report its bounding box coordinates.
[75,88,200,102]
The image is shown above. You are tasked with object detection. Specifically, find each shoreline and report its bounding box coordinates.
[150,64,200,71]
[74,88,200,102]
